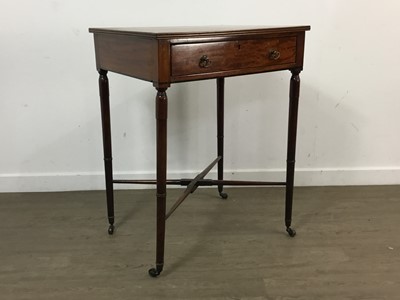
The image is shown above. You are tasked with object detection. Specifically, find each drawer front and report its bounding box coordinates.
[171,37,297,77]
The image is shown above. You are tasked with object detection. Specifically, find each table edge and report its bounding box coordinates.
[88,26,311,39]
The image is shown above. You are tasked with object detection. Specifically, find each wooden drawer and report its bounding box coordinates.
[171,37,297,77]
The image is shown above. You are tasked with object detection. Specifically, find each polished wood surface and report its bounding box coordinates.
[90,26,309,86]
[171,37,297,77]
[90,26,310,276]
[89,25,310,38]
[93,35,158,83]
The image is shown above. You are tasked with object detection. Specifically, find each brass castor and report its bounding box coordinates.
[286,227,296,237]
[219,192,228,199]
[148,265,163,277]
[108,224,114,235]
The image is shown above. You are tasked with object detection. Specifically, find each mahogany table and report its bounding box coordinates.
[89,26,310,277]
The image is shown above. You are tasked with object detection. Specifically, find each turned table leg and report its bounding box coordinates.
[217,77,228,199]
[285,68,301,237]
[149,88,168,277]
[98,69,115,235]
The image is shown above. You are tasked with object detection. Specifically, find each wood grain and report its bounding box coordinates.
[171,37,296,77]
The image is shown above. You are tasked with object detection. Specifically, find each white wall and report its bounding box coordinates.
[1,0,400,192]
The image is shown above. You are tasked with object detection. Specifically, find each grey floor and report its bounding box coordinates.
[0,186,399,300]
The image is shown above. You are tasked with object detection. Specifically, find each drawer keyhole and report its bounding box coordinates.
[199,55,212,68]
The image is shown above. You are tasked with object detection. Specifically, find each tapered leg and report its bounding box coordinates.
[285,68,301,237]
[98,69,115,235]
[217,78,228,199]
[149,88,168,277]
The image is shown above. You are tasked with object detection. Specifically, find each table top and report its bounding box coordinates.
[89,25,310,39]
[90,25,310,86]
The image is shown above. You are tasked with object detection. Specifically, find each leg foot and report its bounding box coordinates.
[108,224,114,235]
[148,264,163,277]
[218,184,228,199]
[219,191,228,199]
[286,227,296,237]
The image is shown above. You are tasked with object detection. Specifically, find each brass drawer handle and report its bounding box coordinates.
[269,50,281,60]
[199,55,212,68]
